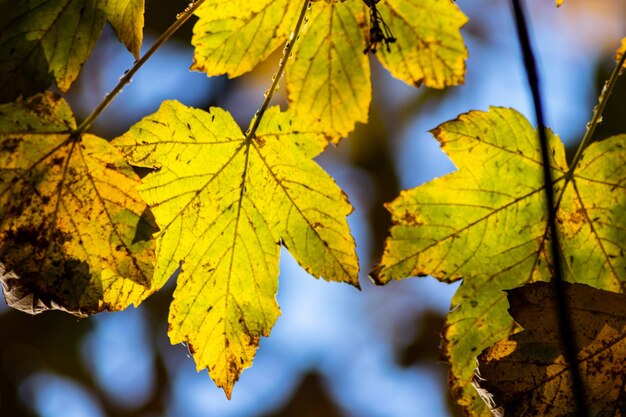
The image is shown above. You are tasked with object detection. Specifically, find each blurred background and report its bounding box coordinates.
[1,0,625,416]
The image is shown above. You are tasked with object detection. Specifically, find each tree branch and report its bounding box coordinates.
[509,1,589,416]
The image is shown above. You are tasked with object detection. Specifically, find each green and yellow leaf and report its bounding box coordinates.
[114,101,358,397]
[374,107,626,415]
[191,0,300,77]
[476,282,626,417]
[0,92,155,316]
[104,0,145,59]
[0,0,145,102]
[377,0,468,88]
[287,0,370,138]
[191,0,468,137]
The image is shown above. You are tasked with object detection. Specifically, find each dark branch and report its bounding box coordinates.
[509,1,589,416]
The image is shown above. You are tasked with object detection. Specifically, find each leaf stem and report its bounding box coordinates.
[73,0,207,136]
[567,50,626,179]
[245,0,311,139]
[509,1,589,416]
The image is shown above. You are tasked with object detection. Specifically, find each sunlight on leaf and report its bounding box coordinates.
[0,93,155,316]
[104,0,145,59]
[287,0,370,138]
[114,101,358,397]
[191,0,300,77]
[374,108,626,415]
[191,0,467,137]
[476,282,626,417]
[0,0,145,102]
[376,0,468,88]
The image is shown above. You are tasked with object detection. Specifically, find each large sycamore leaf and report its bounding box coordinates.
[191,0,467,137]
[475,282,626,417]
[0,0,145,102]
[373,107,626,415]
[0,92,155,316]
[114,102,359,397]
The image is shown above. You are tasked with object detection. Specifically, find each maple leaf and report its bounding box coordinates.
[113,102,359,397]
[0,92,155,316]
[0,0,145,102]
[373,107,626,415]
[475,282,626,417]
[191,0,467,137]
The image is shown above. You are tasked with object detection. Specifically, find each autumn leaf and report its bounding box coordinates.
[191,0,301,78]
[475,282,626,417]
[0,92,155,316]
[373,107,626,415]
[103,0,145,59]
[191,0,467,137]
[556,0,564,7]
[113,102,359,397]
[0,0,145,102]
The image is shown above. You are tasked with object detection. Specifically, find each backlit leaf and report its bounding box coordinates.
[0,0,145,102]
[476,282,626,417]
[376,0,468,88]
[104,0,145,59]
[374,107,626,414]
[191,0,467,136]
[114,101,358,397]
[0,92,155,316]
[191,0,300,77]
[287,0,370,138]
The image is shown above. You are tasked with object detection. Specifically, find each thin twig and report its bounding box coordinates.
[567,51,626,180]
[245,0,311,139]
[509,1,589,416]
[73,0,207,136]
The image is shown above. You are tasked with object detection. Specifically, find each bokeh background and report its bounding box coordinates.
[1,0,625,416]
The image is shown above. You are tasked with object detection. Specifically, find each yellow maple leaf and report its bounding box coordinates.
[0,92,155,316]
[374,107,626,415]
[192,0,468,137]
[114,102,359,397]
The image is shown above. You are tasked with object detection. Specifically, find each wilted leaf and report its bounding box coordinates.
[0,0,145,102]
[373,107,626,414]
[475,281,626,417]
[0,92,155,316]
[191,0,467,137]
[114,102,358,397]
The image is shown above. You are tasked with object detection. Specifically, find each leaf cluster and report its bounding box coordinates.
[1,1,625,415]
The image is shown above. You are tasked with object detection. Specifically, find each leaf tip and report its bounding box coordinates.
[222,384,234,400]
